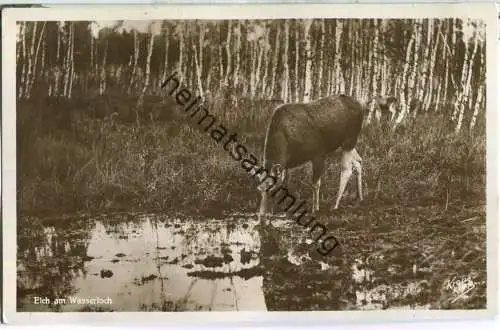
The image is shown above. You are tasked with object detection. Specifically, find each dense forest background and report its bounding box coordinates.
[17,18,485,131]
[16,19,486,218]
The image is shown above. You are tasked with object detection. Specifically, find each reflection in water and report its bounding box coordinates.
[18,213,434,312]
[17,217,94,312]
[18,214,266,311]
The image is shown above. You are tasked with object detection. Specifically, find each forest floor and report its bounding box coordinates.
[16,93,487,309]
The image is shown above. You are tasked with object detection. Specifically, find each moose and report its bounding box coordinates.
[372,95,398,124]
[258,94,366,221]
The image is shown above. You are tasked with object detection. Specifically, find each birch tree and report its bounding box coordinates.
[18,22,27,99]
[408,20,422,118]
[394,21,417,126]
[469,68,484,132]
[225,20,232,87]
[424,20,440,112]
[138,31,155,108]
[192,22,205,98]
[99,41,108,96]
[176,23,185,80]
[260,23,270,97]
[415,19,433,116]
[302,19,313,102]
[128,30,140,94]
[25,22,37,98]
[269,23,281,98]
[366,20,380,124]
[455,20,479,134]
[233,21,241,91]
[334,20,345,94]
[316,19,325,98]
[294,21,300,101]
[218,24,224,89]
[62,23,72,98]
[67,22,75,98]
[281,21,290,102]
[161,23,170,83]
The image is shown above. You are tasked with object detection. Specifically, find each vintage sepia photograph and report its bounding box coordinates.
[1,2,498,324]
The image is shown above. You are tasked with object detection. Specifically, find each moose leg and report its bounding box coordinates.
[280,167,288,188]
[265,166,289,216]
[334,149,355,209]
[258,166,272,224]
[312,158,325,213]
[352,148,363,201]
[259,189,268,224]
[258,164,284,222]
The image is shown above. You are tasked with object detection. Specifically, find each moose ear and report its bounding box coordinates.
[374,96,398,109]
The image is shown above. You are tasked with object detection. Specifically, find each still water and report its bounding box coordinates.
[18,214,267,311]
[17,213,434,311]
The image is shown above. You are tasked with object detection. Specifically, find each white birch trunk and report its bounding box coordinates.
[90,34,94,78]
[255,36,265,98]
[233,21,241,91]
[218,24,224,89]
[366,21,379,125]
[128,30,139,94]
[63,24,72,98]
[260,24,270,97]
[281,21,290,102]
[26,22,37,98]
[192,24,205,98]
[302,19,313,102]
[41,31,46,84]
[334,20,345,94]
[409,20,422,118]
[349,21,356,96]
[269,25,281,99]
[178,24,184,80]
[394,24,416,126]
[19,22,27,99]
[67,23,74,98]
[454,20,471,123]
[225,20,232,86]
[456,27,478,134]
[380,20,387,97]
[469,44,485,132]
[162,25,170,83]
[417,20,433,114]
[249,40,257,98]
[438,54,449,113]
[469,84,484,132]
[16,22,21,64]
[54,22,62,97]
[370,20,379,97]
[317,19,325,97]
[99,42,108,96]
[424,20,440,112]
[140,33,155,105]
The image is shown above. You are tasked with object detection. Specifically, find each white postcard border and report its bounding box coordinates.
[2,2,498,325]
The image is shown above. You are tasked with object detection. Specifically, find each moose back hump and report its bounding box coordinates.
[263,94,364,169]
